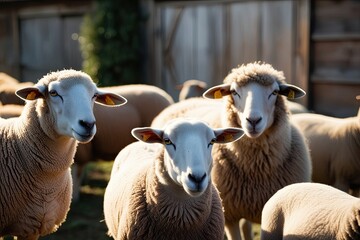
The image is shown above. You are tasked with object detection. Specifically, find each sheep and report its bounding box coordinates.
[177,79,208,101]
[260,182,360,240]
[151,62,312,240]
[291,95,360,196]
[72,84,174,201]
[0,69,126,239]
[103,118,245,239]
[177,79,309,115]
[0,81,34,105]
[0,72,19,85]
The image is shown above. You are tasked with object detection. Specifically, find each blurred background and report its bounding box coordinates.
[0,0,359,239]
[1,0,359,117]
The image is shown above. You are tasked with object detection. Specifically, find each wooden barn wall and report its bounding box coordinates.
[0,2,91,83]
[310,0,360,117]
[145,0,310,103]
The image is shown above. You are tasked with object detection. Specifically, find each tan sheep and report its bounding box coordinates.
[291,96,360,196]
[261,182,360,240]
[152,62,312,240]
[0,81,34,105]
[72,84,174,201]
[0,72,19,85]
[104,118,244,239]
[0,103,23,118]
[0,69,126,239]
[177,79,208,101]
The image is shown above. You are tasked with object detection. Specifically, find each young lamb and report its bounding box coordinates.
[261,182,360,240]
[151,62,312,240]
[291,96,360,196]
[103,118,244,239]
[72,84,174,201]
[0,69,126,240]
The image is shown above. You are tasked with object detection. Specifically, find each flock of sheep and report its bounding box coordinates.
[0,62,359,240]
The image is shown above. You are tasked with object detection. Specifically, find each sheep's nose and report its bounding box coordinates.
[188,173,207,184]
[246,117,262,127]
[79,120,95,131]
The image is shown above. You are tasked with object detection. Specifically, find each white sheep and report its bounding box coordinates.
[0,69,126,239]
[72,84,174,201]
[152,62,312,240]
[260,182,360,240]
[103,118,244,239]
[291,96,360,196]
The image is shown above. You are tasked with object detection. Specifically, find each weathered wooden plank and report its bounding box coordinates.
[312,0,360,34]
[228,2,260,69]
[312,83,360,117]
[261,0,293,83]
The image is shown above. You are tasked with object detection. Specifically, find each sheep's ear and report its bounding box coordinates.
[213,127,244,144]
[95,91,127,107]
[16,86,44,101]
[203,84,231,99]
[131,127,163,143]
[278,84,306,99]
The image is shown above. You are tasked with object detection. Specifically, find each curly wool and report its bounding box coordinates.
[212,93,310,223]
[224,62,286,87]
[0,101,75,238]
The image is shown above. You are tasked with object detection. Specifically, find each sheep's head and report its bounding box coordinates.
[132,118,244,197]
[15,69,127,143]
[203,62,305,138]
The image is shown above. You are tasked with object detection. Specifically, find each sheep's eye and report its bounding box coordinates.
[231,90,239,97]
[163,138,172,145]
[208,138,216,147]
[268,90,278,99]
[49,90,58,97]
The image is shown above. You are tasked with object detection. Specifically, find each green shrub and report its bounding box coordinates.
[80,0,142,86]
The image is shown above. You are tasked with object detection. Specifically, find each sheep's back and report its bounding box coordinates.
[151,97,222,128]
[101,84,174,126]
[104,141,157,237]
[261,183,360,239]
[291,113,360,188]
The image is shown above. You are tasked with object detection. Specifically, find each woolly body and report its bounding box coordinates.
[104,119,244,239]
[261,182,360,240]
[72,84,174,200]
[291,110,360,194]
[152,62,312,239]
[0,69,126,239]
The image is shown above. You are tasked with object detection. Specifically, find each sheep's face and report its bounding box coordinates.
[230,81,278,138]
[45,80,99,143]
[132,119,244,197]
[16,70,127,143]
[163,121,221,197]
